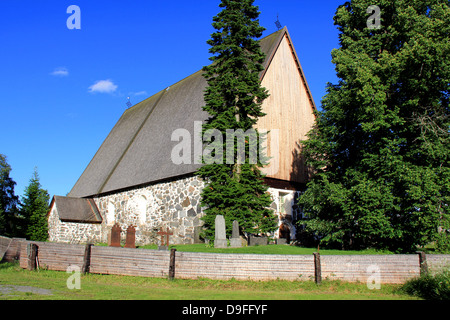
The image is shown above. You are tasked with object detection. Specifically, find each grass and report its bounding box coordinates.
[0,262,417,300]
[137,243,394,255]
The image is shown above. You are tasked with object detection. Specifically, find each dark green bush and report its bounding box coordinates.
[401,268,450,300]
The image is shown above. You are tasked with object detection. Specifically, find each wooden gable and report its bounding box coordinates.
[257,28,316,184]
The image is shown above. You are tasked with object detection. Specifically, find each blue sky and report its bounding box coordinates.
[1,0,343,199]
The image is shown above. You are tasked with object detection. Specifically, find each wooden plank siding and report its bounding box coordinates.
[321,255,420,284]
[0,236,12,261]
[427,254,450,275]
[18,241,85,271]
[257,34,316,184]
[174,251,314,281]
[8,238,449,283]
[1,238,25,263]
[89,246,170,278]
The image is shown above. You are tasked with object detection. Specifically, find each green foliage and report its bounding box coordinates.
[0,154,21,237]
[197,0,277,239]
[21,168,50,241]
[298,0,450,252]
[401,268,450,300]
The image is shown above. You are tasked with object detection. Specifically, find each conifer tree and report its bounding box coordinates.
[21,168,50,241]
[298,0,449,252]
[197,0,277,239]
[0,154,20,237]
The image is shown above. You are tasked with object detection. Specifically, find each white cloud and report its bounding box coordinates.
[132,91,148,96]
[88,79,118,94]
[50,67,69,77]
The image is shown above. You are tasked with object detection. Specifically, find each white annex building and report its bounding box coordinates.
[47,27,316,245]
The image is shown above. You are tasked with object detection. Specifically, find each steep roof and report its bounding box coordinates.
[69,27,314,198]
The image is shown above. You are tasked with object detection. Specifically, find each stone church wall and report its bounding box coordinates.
[48,175,303,245]
[93,175,205,245]
[48,206,102,244]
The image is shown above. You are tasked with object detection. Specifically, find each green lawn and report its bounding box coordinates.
[138,243,394,255]
[0,262,417,300]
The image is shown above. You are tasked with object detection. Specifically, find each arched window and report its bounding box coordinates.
[106,202,115,226]
[137,195,147,225]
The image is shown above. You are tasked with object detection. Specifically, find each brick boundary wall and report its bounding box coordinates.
[2,238,449,284]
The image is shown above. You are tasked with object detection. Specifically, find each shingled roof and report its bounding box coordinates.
[69,27,314,198]
[50,196,102,223]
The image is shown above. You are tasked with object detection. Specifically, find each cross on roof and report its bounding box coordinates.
[275,14,282,30]
[157,227,173,246]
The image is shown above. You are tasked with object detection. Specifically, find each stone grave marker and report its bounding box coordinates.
[124,225,136,248]
[214,215,227,248]
[193,226,202,244]
[109,223,122,247]
[229,220,242,248]
[249,235,268,246]
[157,227,173,250]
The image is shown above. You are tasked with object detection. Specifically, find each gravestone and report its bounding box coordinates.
[229,220,242,248]
[157,227,173,250]
[109,223,122,247]
[214,215,227,248]
[124,225,136,248]
[193,226,202,244]
[249,235,268,246]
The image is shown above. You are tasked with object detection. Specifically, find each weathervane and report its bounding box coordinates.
[126,96,132,108]
[275,14,282,30]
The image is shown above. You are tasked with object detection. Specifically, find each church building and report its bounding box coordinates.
[47,27,317,245]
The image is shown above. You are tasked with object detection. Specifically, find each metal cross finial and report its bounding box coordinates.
[126,97,132,108]
[275,14,282,30]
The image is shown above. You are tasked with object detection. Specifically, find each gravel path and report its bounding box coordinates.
[0,284,53,296]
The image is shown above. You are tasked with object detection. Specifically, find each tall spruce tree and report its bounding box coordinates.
[197,0,277,240]
[298,0,449,253]
[21,168,50,241]
[0,154,20,237]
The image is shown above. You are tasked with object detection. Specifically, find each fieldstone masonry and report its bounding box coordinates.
[48,175,304,246]
[48,175,205,245]
[94,176,205,246]
[48,205,101,244]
